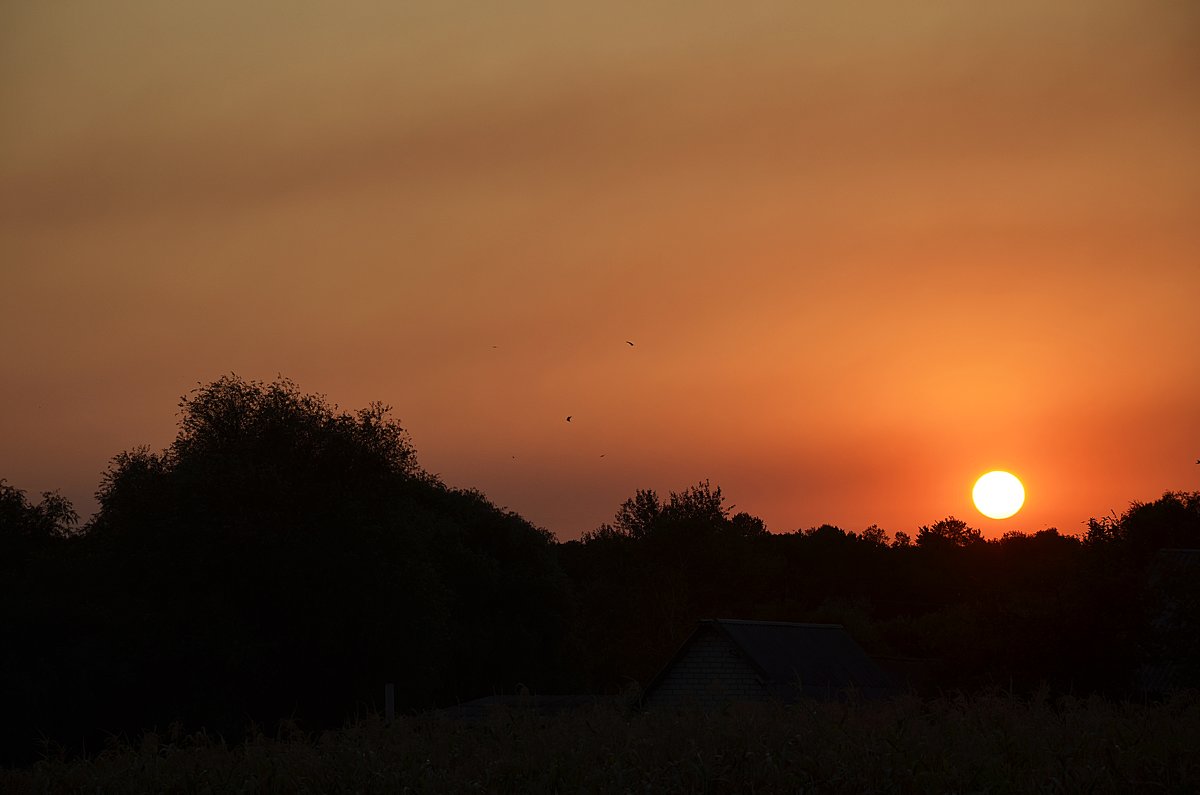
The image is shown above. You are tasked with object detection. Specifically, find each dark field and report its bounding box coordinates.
[4,692,1197,793]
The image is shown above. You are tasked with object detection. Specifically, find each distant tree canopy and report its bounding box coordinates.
[583,480,768,543]
[563,488,1200,695]
[916,516,984,548]
[1085,491,1200,557]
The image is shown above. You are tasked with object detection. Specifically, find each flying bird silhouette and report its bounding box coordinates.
[626,340,635,346]
[566,416,572,422]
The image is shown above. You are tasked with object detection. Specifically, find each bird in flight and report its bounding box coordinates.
[626,340,635,346]
[566,416,572,422]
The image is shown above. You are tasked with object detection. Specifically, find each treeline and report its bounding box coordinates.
[561,486,1199,697]
[1,375,1198,766]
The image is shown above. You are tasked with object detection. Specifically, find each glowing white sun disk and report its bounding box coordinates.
[972,471,1025,520]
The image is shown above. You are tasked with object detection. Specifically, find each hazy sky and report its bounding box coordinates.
[3,1,1198,540]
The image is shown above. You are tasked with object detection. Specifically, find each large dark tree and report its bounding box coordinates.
[2,375,571,763]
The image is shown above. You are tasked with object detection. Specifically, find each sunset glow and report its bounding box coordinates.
[2,1,1199,539]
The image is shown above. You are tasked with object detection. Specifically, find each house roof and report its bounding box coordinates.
[644,618,894,702]
[714,619,893,693]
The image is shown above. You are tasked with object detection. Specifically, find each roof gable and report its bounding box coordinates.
[643,618,894,705]
[711,619,893,695]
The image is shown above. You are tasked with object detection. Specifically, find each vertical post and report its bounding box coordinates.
[385,682,395,724]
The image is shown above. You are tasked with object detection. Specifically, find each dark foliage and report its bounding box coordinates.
[3,376,1197,768]
[916,515,984,548]
[0,376,569,765]
[0,480,77,571]
[562,491,1200,700]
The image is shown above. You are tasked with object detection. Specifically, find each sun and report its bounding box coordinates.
[972,471,1025,520]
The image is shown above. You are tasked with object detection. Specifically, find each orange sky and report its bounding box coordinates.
[3,1,1199,540]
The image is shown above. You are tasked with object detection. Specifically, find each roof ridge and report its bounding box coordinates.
[708,618,845,629]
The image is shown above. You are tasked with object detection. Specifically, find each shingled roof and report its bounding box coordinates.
[642,619,894,708]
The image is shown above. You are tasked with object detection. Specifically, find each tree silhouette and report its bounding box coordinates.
[94,375,425,534]
[859,524,889,547]
[603,488,663,540]
[916,516,983,548]
[0,480,76,571]
[1084,492,1200,559]
[0,375,572,763]
[584,480,767,543]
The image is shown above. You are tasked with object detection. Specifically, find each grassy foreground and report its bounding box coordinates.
[3,692,1198,793]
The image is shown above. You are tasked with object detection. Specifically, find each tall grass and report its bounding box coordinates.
[4,691,1197,793]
